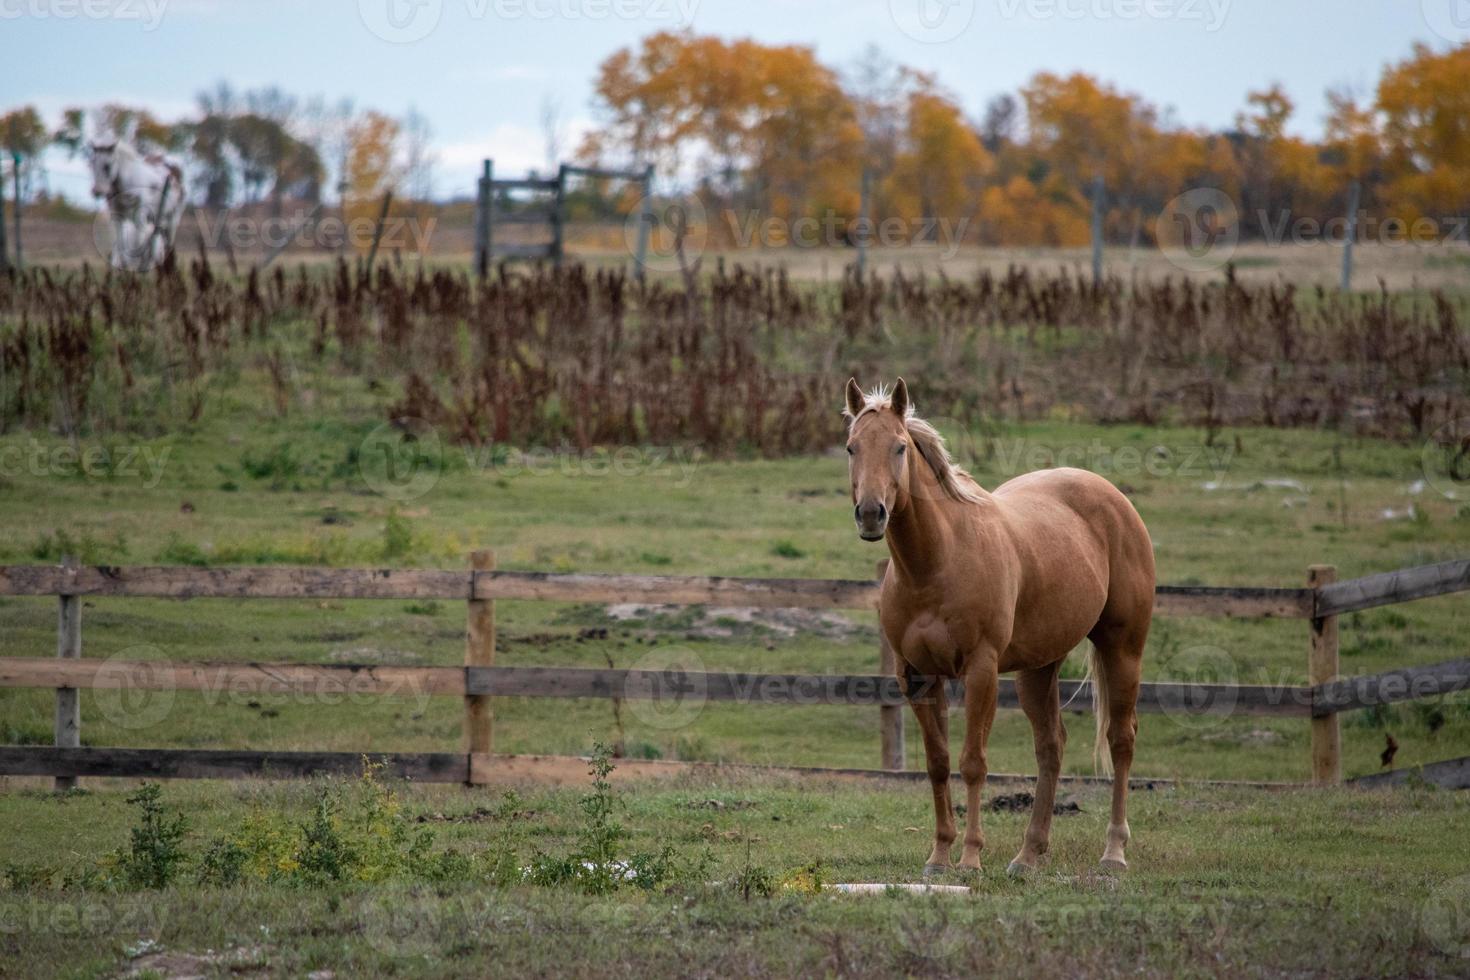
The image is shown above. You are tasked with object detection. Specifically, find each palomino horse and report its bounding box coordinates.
[844,378,1154,874]
[89,135,186,271]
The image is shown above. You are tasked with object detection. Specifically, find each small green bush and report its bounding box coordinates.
[117,784,188,889]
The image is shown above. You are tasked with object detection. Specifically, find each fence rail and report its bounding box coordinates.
[0,564,1315,617]
[0,556,1466,790]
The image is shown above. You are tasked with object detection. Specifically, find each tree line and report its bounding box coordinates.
[1,85,433,218]
[579,33,1470,247]
[1,36,1467,251]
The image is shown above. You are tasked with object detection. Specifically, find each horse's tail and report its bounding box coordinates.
[1088,645,1114,777]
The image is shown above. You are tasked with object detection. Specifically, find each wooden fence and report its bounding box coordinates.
[0,556,1466,791]
[473,161,654,278]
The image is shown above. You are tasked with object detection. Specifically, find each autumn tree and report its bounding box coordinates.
[343,110,404,251]
[886,75,990,237]
[583,31,863,227]
[1,106,47,268]
[1377,42,1470,227]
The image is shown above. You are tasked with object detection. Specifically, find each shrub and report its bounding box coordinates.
[117,784,188,889]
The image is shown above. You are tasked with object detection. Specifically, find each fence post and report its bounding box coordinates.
[365,191,393,274]
[1089,174,1105,284]
[876,559,904,770]
[54,556,81,792]
[1308,564,1341,786]
[465,550,496,785]
[0,165,9,274]
[857,168,871,280]
[476,159,493,281]
[11,155,21,271]
[551,163,569,267]
[1340,180,1361,292]
[634,164,654,283]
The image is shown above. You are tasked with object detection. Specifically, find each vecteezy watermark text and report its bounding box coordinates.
[0,0,167,30]
[0,441,170,489]
[996,0,1230,31]
[358,0,696,43]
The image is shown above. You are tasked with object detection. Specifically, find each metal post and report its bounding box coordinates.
[1090,174,1105,284]
[465,550,496,785]
[877,559,903,770]
[476,159,493,280]
[12,153,24,270]
[858,168,871,280]
[0,159,9,274]
[365,191,393,274]
[54,556,80,791]
[551,163,569,267]
[634,164,654,282]
[1309,565,1341,786]
[1340,180,1361,292]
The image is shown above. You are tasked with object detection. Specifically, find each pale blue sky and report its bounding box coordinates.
[1,0,1455,200]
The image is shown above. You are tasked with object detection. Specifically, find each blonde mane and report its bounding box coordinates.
[844,384,987,506]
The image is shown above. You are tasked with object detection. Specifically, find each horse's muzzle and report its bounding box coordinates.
[855,501,888,541]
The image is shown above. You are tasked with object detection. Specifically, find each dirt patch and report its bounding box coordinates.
[122,944,270,979]
[1202,728,1285,745]
[328,646,420,665]
[682,798,759,811]
[987,791,1083,815]
[599,603,865,641]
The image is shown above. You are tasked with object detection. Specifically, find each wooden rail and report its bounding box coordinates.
[0,564,1312,617]
[0,657,1315,717]
[1314,558,1470,617]
[0,555,1464,790]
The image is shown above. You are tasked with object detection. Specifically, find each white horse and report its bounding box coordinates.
[89,135,187,271]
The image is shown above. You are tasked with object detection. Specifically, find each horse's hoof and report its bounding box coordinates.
[1006,860,1035,878]
[1098,857,1128,873]
[922,863,951,879]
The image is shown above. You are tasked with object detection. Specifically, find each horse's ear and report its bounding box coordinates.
[892,378,910,417]
[844,378,864,418]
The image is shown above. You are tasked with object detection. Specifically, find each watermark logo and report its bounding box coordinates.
[895,903,971,967]
[93,646,177,732]
[1155,645,1238,729]
[360,0,696,41]
[1421,0,1470,43]
[360,891,446,956]
[358,417,444,502]
[1157,187,1239,273]
[1422,417,1470,502]
[996,0,1230,31]
[723,210,972,259]
[625,191,708,276]
[889,0,975,43]
[0,0,168,30]
[1423,874,1470,958]
[0,439,171,488]
[359,0,443,42]
[623,646,707,731]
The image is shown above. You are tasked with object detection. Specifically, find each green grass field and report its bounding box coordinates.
[2,772,1470,977]
[0,369,1467,780]
[2,355,1469,977]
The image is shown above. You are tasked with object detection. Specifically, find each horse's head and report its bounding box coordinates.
[88,140,119,199]
[843,377,913,542]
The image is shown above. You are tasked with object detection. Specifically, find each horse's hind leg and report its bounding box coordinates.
[1008,660,1066,875]
[1089,620,1146,870]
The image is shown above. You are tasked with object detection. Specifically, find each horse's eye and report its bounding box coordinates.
[895,443,906,455]
[846,445,855,455]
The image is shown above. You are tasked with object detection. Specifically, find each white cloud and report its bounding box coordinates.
[437,116,593,195]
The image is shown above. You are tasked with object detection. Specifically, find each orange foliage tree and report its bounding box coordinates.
[1377,42,1470,228]
[344,110,404,252]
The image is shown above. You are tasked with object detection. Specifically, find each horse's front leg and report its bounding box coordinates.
[905,670,954,875]
[957,651,999,871]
